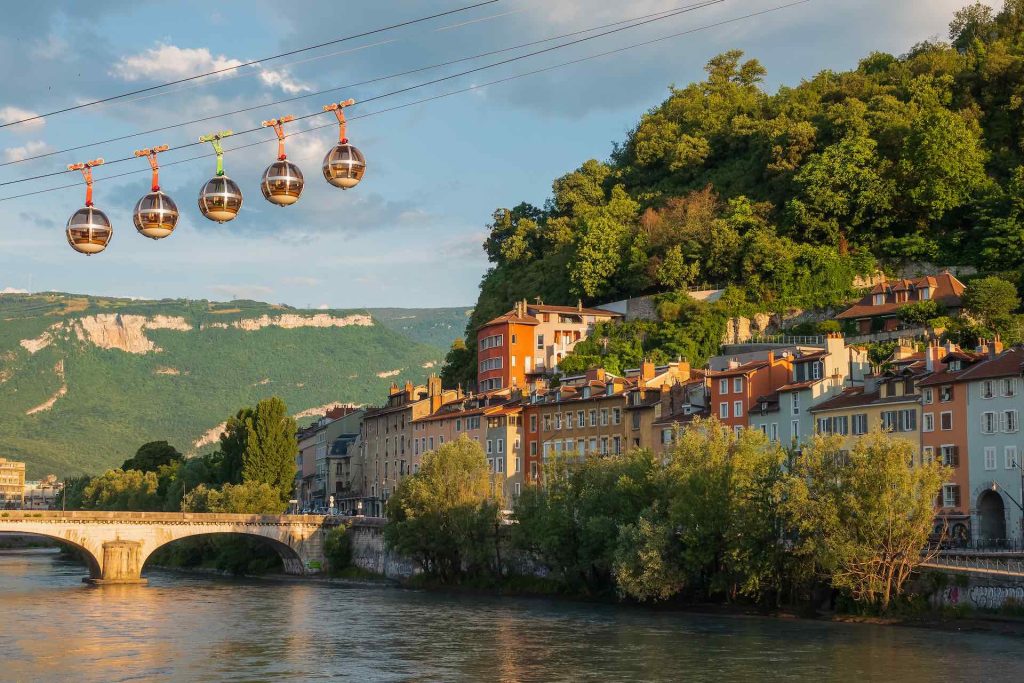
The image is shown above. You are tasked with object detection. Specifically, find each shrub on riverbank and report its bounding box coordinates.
[324,526,353,575]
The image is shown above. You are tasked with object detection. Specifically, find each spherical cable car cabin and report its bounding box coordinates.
[260,115,304,206]
[197,131,242,223]
[132,145,179,239]
[322,100,365,190]
[65,158,112,255]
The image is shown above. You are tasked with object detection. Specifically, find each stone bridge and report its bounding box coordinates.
[0,511,344,584]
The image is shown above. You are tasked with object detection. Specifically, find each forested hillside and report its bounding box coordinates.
[443,2,1024,389]
[0,292,467,477]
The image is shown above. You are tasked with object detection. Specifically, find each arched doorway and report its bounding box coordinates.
[978,490,1007,547]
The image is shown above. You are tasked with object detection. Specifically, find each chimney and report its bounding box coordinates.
[728,358,741,370]
[925,341,942,373]
[641,359,656,383]
[989,335,1004,358]
[677,359,691,381]
[404,381,414,396]
[577,298,583,312]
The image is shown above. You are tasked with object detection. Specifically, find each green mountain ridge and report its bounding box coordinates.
[0,292,470,478]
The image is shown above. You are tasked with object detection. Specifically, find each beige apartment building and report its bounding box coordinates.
[359,375,460,517]
[1,458,26,509]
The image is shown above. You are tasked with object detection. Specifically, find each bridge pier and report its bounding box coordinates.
[84,540,148,585]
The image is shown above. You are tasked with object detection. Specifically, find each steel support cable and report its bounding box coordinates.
[0,0,502,129]
[0,0,720,173]
[0,1,809,204]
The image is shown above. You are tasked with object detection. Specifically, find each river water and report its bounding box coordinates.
[1,549,1022,682]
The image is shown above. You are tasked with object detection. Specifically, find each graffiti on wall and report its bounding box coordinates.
[940,584,1024,610]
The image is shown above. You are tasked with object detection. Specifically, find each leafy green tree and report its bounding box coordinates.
[56,475,91,510]
[385,437,502,582]
[239,397,298,503]
[324,526,353,575]
[440,337,475,391]
[963,276,1021,326]
[513,449,659,594]
[569,186,640,298]
[121,440,183,473]
[183,482,286,514]
[219,407,253,485]
[80,469,163,511]
[897,300,946,325]
[785,432,947,611]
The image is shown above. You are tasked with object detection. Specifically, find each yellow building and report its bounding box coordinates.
[0,458,26,509]
[808,363,925,454]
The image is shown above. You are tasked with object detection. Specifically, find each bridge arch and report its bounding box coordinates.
[140,530,306,575]
[0,531,102,579]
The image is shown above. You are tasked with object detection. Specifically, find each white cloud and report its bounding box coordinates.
[111,43,311,95]
[258,68,312,95]
[0,106,44,130]
[3,140,52,162]
[111,44,244,81]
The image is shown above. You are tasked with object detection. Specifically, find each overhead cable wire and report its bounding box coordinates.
[0,0,718,171]
[0,0,501,129]
[0,0,808,204]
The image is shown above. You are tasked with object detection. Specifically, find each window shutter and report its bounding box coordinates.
[936,490,943,508]
[952,446,960,468]
[953,486,961,508]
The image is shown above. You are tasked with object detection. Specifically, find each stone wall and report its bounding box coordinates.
[347,519,418,580]
[926,572,1024,610]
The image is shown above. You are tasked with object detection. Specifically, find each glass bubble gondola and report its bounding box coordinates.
[260,116,304,206]
[65,158,113,255]
[197,130,242,223]
[322,99,365,190]
[133,145,178,239]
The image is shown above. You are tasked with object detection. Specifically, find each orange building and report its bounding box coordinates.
[705,352,794,432]
[476,300,621,391]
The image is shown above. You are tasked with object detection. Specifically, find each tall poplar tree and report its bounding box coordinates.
[239,397,298,504]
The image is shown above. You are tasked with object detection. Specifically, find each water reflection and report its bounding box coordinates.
[1,549,1023,682]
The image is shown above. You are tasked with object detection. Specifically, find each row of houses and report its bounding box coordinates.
[294,285,1024,547]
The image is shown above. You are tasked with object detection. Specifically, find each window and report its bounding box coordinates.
[834,415,849,436]
[662,428,673,445]
[497,438,504,453]
[589,410,597,427]
[536,334,545,350]
[942,484,961,509]
[983,380,995,399]
[1006,446,1019,470]
[791,420,800,439]
[554,413,562,430]
[852,413,868,435]
[733,401,743,418]
[565,412,574,429]
[515,456,521,473]
[719,378,729,394]
[770,423,778,442]
[577,410,585,427]
[920,287,931,301]
[940,385,953,402]
[923,388,933,405]
[923,413,934,432]
[479,357,503,372]
[940,411,953,431]
[811,361,822,380]
[612,408,621,425]
[982,411,997,434]
[530,462,538,480]
[589,437,597,453]
[530,442,538,456]
[940,445,959,467]
[600,409,609,426]
[733,377,743,393]
[948,360,962,372]
[985,447,997,471]
[543,414,552,431]
[881,411,897,432]
[719,402,729,419]
[922,446,934,465]
[601,437,609,454]
[817,417,831,434]
[873,293,885,306]
[479,334,504,350]
[791,392,800,415]
[631,412,641,430]
[529,414,537,432]
[514,482,521,496]
[613,436,621,454]
[1004,410,1019,433]
[897,409,916,433]
[1004,378,1018,397]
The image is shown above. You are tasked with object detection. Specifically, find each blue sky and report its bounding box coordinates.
[0,0,994,308]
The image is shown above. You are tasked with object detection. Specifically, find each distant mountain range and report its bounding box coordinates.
[0,292,470,478]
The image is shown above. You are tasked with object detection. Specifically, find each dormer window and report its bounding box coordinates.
[582,386,591,399]
[872,293,885,306]
[948,359,961,372]
[920,287,931,301]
